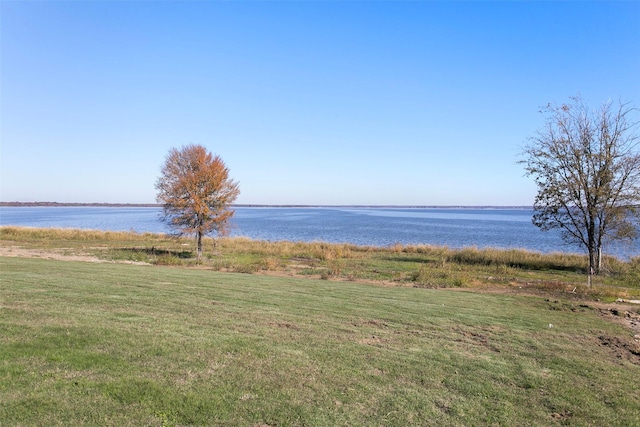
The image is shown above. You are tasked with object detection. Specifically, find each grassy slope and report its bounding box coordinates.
[1,256,639,426]
[2,226,639,300]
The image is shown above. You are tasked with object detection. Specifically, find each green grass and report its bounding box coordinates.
[2,226,639,301]
[1,256,639,426]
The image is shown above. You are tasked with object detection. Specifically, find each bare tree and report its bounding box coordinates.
[156,144,240,259]
[521,96,640,279]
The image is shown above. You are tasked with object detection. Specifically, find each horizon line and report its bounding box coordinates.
[0,201,534,209]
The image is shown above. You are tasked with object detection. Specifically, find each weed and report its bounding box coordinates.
[411,265,464,288]
[261,256,282,271]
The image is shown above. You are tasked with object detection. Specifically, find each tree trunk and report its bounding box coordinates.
[588,248,598,275]
[196,231,203,260]
[587,245,597,288]
[598,246,602,273]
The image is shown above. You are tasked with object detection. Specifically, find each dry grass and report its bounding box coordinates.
[0,226,162,241]
[2,226,639,301]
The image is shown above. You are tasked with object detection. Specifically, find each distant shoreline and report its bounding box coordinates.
[0,202,533,209]
[0,202,161,208]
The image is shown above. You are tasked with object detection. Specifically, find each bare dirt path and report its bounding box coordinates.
[0,246,148,265]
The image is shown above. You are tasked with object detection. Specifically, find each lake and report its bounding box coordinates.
[1,206,638,259]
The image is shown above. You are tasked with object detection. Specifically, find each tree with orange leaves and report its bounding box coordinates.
[156,144,240,259]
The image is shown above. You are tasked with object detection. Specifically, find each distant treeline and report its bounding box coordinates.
[0,202,160,207]
[1,202,532,209]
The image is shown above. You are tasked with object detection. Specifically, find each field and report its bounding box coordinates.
[1,227,640,426]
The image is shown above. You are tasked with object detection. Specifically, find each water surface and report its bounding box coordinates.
[1,206,638,258]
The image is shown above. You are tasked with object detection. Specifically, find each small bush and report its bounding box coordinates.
[411,265,464,288]
[448,247,586,272]
[261,257,282,271]
[154,255,185,266]
[232,264,258,274]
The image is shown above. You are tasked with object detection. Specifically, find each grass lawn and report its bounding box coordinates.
[1,256,639,426]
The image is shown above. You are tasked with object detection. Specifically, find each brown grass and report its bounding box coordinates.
[2,226,639,301]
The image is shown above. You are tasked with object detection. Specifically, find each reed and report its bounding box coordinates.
[0,226,163,242]
[447,246,586,271]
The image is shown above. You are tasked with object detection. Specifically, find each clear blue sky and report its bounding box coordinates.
[2,1,639,205]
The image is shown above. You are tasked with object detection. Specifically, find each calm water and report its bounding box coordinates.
[1,206,638,258]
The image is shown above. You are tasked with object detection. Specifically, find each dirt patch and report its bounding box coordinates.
[597,334,640,365]
[0,246,103,262]
[550,410,573,421]
[359,335,386,346]
[0,246,149,265]
[452,285,640,336]
[452,325,503,353]
[590,301,640,336]
[352,319,389,328]
[268,322,299,330]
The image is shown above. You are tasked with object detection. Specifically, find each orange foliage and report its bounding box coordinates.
[156,144,239,257]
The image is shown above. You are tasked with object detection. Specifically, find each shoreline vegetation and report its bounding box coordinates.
[1,226,639,426]
[0,201,533,209]
[1,226,638,301]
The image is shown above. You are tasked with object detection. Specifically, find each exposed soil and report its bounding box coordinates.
[589,301,640,365]
[596,333,640,365]
[590,301,640,336]
[0,246,148,265]
[449,284,640,335]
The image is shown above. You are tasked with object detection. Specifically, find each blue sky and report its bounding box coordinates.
[2,1,639,205]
